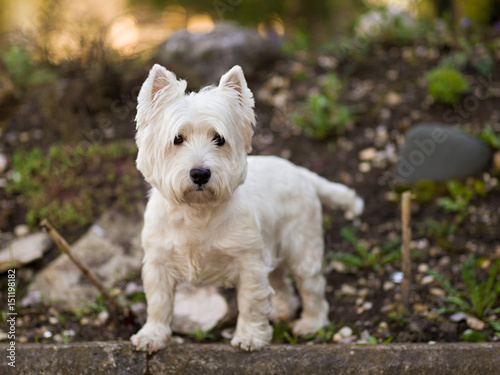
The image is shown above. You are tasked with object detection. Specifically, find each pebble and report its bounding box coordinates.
[438,256,451,267]
[340,284,357,296]
[417,263,429,273]
[359,147,377,161]
[80,317,90,325]
[14,225,30,237]
[49,317,59,325]
[450,312,469,322]
[383,281,395,291]
[125,282,144,296]
[386,91,403,106]
[53,334,64,343]
[466,316,485,331]
[378,321,389,331]
[338,326,353,338]
[96,311,109,325]
[359,162,371,173]
[0,154,7,174]
[420,275,434,285]
[429,288,445,297]
[43,331,53,338]
[332,333,342,342]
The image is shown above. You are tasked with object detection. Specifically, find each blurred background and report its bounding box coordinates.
[1,0,500,347]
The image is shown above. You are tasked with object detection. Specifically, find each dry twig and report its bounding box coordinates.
[40,219,122,321]
[401,191,412,309]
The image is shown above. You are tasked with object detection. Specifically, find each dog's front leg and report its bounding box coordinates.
[131,260,176,354]
[231,262,273,351]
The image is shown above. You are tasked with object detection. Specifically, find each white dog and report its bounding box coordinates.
[131,64,363,353]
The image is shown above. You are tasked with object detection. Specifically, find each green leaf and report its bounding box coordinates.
[462,330,486,343]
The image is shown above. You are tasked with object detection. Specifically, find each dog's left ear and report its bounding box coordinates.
[218,66,255,153]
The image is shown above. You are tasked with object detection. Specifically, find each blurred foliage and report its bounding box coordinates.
[439,39,494,76]
[293,73,353,140]
[5,141,143,230]
[425,66,469,105]
[1,45,55,90]
[479,125,500,149]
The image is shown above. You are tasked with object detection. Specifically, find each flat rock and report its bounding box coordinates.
[172,284,229,334]
[28,210,144,310]
[155,23,279,88]
[0,232,52,272]
[396,123,492,182]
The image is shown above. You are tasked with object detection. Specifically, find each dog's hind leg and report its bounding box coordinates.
[288,237,330,336]
[268,265,299,323]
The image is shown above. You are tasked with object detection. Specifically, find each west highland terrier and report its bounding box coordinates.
[131,64,364,353]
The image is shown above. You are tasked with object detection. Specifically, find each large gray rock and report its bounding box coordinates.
[0,232,52,272]
[28,210,144,309]
[156,23,279,88]
[396,123,492,182]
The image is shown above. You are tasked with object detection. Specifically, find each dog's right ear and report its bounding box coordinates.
[136,64,187,129]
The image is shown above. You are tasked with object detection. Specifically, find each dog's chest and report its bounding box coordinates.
[172,241,237,287]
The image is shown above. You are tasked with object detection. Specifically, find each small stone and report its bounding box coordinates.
[19,336,28,343]
[430,288,445,297]
[338,326,353,338]
[96,311,109,325]
[413,303,429,312]
[466,316,485,331]
[0,331,8,340]
[63,329,76,337]
[378,321,389,331]
[386,91,403,106]
[421,275,434,285]
[80,317,90,325]
[49,317,59,325]
[359,147,377,161]
[171,336,185,344]
[318,55,338,70]
[125,282,143,296]
[0,154,7,174]
[332,333,342,342]
[358,288,370,299]
[43,331,53,338]
[386,69,399,81]
[53,334,64,343]
[362,301,373,311]
[390,272,404,284]
[14,224,30,237]
[359,162,371,173]
[450,312,470,322]
[417,263,429,273]
[340,284,357,296]
[383,281,395,291]
[439,256,451,267]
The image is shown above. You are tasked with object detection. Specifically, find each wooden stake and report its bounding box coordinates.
[401,191,412,309]
[40,219,122,321]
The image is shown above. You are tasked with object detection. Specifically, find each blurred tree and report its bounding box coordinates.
[129,0,364,45]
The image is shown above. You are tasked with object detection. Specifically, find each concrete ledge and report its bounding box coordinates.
[1,341,499,374]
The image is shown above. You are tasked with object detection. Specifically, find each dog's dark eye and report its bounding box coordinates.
[174,135,184,145]
[213,134,225,147]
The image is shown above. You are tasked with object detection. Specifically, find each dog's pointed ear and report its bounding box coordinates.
[218,66,255,153]
[136,64,186,129]
[218,65,246,96]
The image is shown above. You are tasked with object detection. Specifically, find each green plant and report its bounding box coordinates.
[1,45,55,90]
[437,180,477,224]
[425,66,470,105]
[333,228,401,271]
[429,255,500,330]
[293,73,353,140]
[479,125,500,149]
[5,140,142,230]
[190,328,215,342]
[272,323,297,344]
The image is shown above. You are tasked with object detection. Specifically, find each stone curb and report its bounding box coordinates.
[1,341,499,374]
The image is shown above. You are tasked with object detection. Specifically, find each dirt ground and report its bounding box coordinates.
[1,42,500,345]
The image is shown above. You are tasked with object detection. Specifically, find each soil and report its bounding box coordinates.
[1,42,500,346]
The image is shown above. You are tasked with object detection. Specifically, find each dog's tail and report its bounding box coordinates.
[298,167,364,218]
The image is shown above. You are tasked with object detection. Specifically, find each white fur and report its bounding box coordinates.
[131,64,364,353]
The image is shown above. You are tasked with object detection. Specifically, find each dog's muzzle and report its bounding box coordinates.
[190,168,211,186]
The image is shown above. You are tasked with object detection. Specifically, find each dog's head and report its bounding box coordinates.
[135,64,255,206]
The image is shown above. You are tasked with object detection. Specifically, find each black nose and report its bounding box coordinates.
[190,168,211,186]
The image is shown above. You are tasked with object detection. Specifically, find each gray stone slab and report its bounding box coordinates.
[1,341,500,375]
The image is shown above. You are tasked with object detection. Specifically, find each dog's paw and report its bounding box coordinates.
[131,323,171,354]
[231,334,269,351]
[292,317,329,336]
